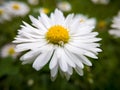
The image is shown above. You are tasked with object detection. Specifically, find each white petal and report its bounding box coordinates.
[49,50,58,69]
[29,15,47,31]
[74,54,92,66]
[40,13,51,28]
[64,72,71,80]
[59,57,68,72]
[52,9,65,25]
[50,65,58,77]
[65,44,98,59]
[20,49,41,61]
[58,48,68,72]
[67,66,73,75]
[32,50,53,71]
[64,14,74,28]
[22,59,34,64]
[15,42,47,52]
[64,48,84,69]
[75,66,83,76]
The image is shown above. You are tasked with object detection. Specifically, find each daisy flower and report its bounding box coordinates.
[39,7,50,14]
[0,43,20,59]
[109,11,120,37]
[27,0,39,6]
[91,0,110,5]
[5,1,30,17]
[0,6,11,23]
[57,1,71,12]
[13,9,101,81]
[74,14,96,26]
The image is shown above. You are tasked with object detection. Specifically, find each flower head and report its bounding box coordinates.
[57,1,71,12]
[0,43,20,59]
[39,7,50,14]
[13,9,101,81]
[109,11,120,37]
[0,6,11,23]
[27,0,39,6]
[5,1,30,17]
[91,0,110,5]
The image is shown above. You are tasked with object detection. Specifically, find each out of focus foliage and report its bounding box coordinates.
[0,0,120,90]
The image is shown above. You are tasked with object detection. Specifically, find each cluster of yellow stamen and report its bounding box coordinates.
[40,8,49,14]
[46,25,70,46]
[80,19,85,22]
[8,47,15,55]
[12,4,20,10]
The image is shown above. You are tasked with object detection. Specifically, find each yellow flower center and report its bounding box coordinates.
[40,8,49,14]
[8,47,15,55]
[12,4,20,10]
[0,9,4,15]
[98,20,106,29]
[46,25,70,46]
[80,19,85,22]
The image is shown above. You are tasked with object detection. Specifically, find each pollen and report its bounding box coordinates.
[80,19,85,22]
[12,4,20,10]
[46,25,70,45]
[8,47,15,55]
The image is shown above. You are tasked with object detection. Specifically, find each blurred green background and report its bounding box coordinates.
[0,0,120,90]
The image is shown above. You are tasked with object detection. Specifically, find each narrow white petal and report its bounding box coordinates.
[67,66,73,75]
[65,72,71,80]
[65,14,74,27]
[58,48,68,72]
[40,13,51,28]
[64,48,84,69]
[75,66,83,76]
[50,65,58,77]
[53,9,65,25]
[49,50,58,69]
[59,57,68,72]
[15,42,47,52]
[29,15,47,31]
[32,50,53,71]
[74,54,92,66]
[20,49,41,61]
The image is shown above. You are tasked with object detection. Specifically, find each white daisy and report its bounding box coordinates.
[74,14,96,26]
[13,9,101,81]
[109,11,120,37]
[39,7,50,14]
[0,6,11,23]
[5,1,30,17]
[27,0,39,6]
[91,0,110,5]
[57,1,71,12]
[0,43,20,59]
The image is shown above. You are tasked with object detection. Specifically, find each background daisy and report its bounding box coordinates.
[5,1,30,17]
[27,0,39,6]
[0,43,20,59]
[109,11,120,37]
[0,6,11,23]
[57,1,71,12]
[91,0,110,5]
